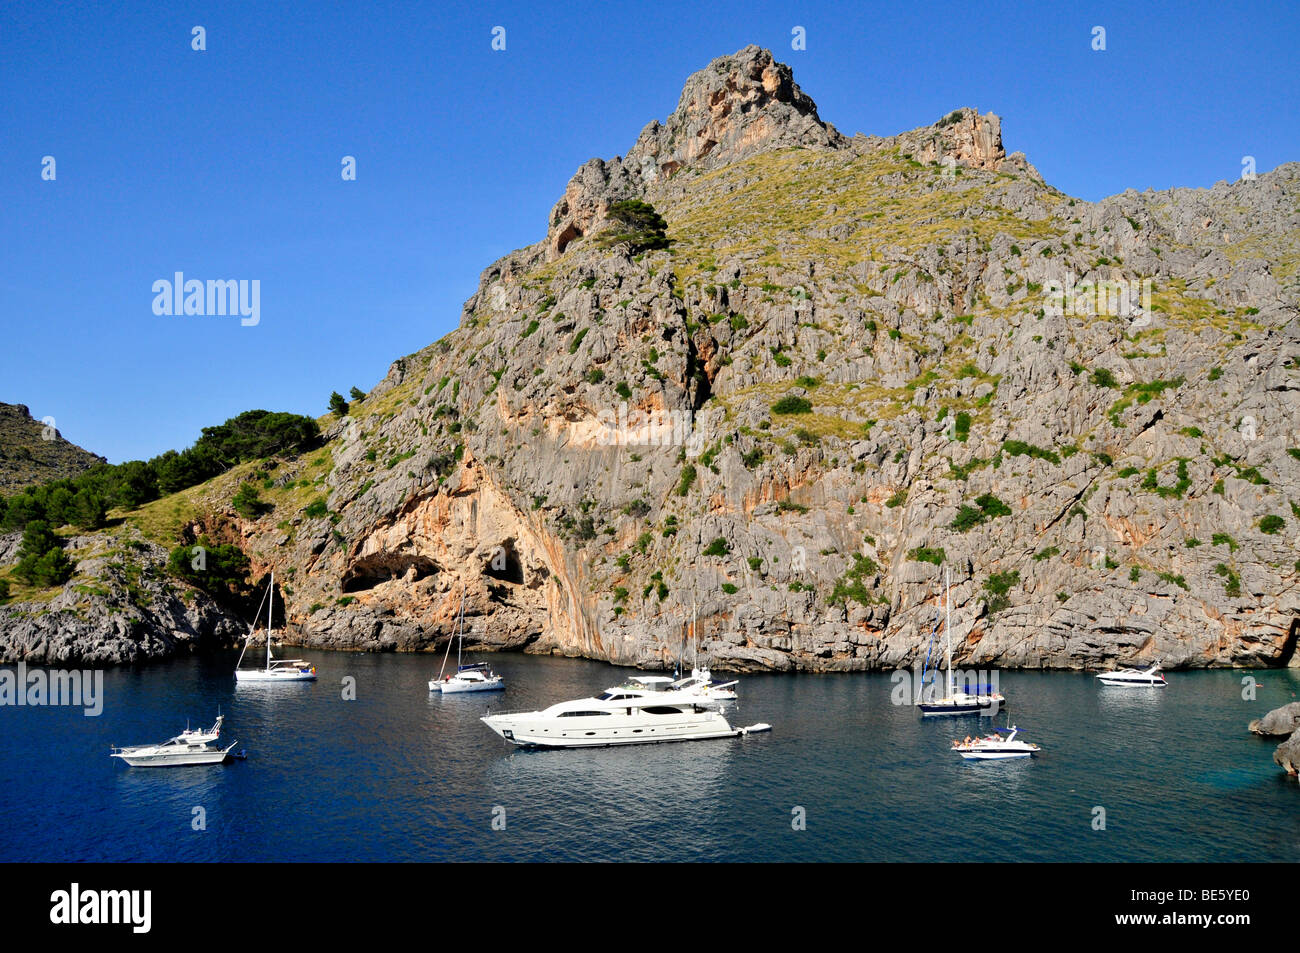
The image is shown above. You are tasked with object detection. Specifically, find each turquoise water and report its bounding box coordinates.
[2,653,1297,862]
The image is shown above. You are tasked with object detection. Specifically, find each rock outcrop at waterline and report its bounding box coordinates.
[5,45,1300,672]
[1249,701,1300,736]
[0,532,243,665]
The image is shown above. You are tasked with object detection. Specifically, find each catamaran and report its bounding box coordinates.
[1095,662,1167,687]
[917,567,1005,717]
[429,589,504,694]
[235,571,317,683]
[111,714,237,767]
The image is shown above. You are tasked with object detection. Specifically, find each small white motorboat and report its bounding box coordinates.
[111,715,237,767]
[1095,663,1167,687]
[952,726,1040,761]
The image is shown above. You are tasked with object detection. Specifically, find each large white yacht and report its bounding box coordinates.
[1095,663,1167,687]
[110,715,237,767]
[481,687,769,748]
[235,572,318,683]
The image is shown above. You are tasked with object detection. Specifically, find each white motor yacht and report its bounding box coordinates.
[951,726,1040,761]
[235,572,318,683]
[429,589,504,694]
[1095,663,1167,687]
[111,715,237,767]
[608,673,737,708]
[481,688,770,748]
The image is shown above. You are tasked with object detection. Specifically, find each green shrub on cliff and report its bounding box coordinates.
[166,537,251,598]
[594,200,670,253]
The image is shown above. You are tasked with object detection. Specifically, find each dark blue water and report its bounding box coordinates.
[2,652,1298,862]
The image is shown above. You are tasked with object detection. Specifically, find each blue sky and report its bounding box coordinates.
[2,0,1296,464]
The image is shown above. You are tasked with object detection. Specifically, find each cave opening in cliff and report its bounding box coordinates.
[555,223,582,255]
[484,543,524,585]
[1279,617,1300,667]
[341,554,439,593]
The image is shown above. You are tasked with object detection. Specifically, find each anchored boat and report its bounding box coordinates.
[235,571,317,683]
[111,715,237,767]
[918,567,1006,717]
[951,725,1040,761]
[481,688,769,748]
[429,589,504,694]
[1095,662,1167,687]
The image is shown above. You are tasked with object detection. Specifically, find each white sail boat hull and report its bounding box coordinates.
[235,571,317,683]
[432,674,505,693]
[430,589,504,694]
[236,668,317,683]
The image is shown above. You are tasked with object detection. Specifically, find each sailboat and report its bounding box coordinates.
[235,571,318,683]
[671,594,737,701]
[429,589,504,694]
[917,567,1005,716]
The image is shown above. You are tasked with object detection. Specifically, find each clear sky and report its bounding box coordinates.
[2,0,1296,463]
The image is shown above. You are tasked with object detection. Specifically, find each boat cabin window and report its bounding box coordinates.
[642,706,685,715]
[596,692,634,701]
[557,710,611,717]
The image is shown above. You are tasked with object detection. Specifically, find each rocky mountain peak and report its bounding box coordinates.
[545,46,844,260]
[627,45,844,179]
[891,107,1039,179]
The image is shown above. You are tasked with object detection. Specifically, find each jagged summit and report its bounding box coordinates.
[626,45,845,178]
[544,47,1037,260]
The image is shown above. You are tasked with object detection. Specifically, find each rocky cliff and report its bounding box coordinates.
[5,46,1300,672]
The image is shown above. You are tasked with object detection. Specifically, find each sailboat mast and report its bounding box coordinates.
[457,588,464,670]
[267,570,274,671]
[944,566,953,696]
[692,592,698,669]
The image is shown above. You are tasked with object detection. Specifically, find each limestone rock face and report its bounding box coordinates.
[7,47,1300,675]
[627,44,845,177]
[0,532,242,665]
[1275,731,1300,775]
